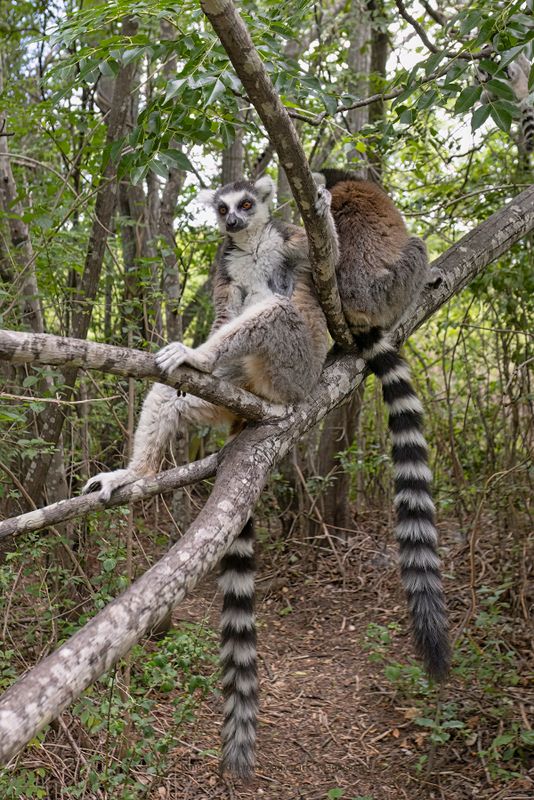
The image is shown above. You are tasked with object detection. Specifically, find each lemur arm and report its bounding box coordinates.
[212,269,244,331]
[282,184,340,268]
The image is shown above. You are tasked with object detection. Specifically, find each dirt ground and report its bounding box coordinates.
[148,523,533,800]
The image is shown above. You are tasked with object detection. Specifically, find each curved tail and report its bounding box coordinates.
[218,518,258,778]
[354,327,451,680]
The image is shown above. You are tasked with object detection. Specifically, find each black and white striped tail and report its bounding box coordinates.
[519,100,534,153]
[218,518,258,778]
[354,327,451,681]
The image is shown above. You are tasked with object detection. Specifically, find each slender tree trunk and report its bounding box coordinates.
[0,54,71,516]
[346,0,372,174]
[24,17,139,502]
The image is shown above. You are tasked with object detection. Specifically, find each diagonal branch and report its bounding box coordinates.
[0,180,532,767]
[0,331,288,422]
[200,0,353,348]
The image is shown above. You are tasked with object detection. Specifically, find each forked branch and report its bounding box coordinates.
[0,456,218,541]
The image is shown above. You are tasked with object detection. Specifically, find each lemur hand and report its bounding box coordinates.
[156,342,215,376]
[82,468,138,502]
[315,184,332,217]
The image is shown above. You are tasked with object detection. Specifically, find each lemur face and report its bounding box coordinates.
[198,176,275,236]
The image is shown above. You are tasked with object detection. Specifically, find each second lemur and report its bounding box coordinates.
[316,167,450,681]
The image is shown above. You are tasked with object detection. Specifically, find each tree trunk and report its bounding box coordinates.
[23,16,140,501]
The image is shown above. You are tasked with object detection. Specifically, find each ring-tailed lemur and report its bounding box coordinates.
[507,52,534,154]
[477,51,534,154]
[83,174,332,778]
[316,168,450,682]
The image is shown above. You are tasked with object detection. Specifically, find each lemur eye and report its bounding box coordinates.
[218,205,228,216]
[241,200,253,210]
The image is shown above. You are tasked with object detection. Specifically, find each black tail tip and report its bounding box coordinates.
[220,755,255,782]
[416,634,452,683]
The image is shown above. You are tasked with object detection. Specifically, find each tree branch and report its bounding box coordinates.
[394,0,486,60]
[0,184,532,767]
[0,332,288,422]
[0,456,218,541]
[200,0,353,348]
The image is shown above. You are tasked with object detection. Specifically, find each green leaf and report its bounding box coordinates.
[484,78,514,101]
[131,164,149,186]
[122,47,145,65]
[165,78,187,102]
[399,108,415,125]
[321,92,338,115]
[490,102,513,133]
[206,77,225,106]
[520,730,534,746]
[98,60,118,78]
[454,85,482,114]
[149,158,169,179]
[417,89,439,110]
[492,733,515,748]
[415,717,436,728]
[471,104,491,131]
[424,51,445,76]
[160,149,194,172]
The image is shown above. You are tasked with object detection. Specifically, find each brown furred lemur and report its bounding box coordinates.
[316,166,450,683]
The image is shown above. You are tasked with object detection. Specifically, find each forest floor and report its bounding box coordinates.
[145,511,533,800]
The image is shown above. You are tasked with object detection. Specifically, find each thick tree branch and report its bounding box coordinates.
[0,332,288,422]
[0,185,533,765]
[200,0,353,348]
[0,456,218,541]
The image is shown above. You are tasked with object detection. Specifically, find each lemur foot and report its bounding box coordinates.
[426,266,454,292]
[156,342,215,376]
[315,184,332,217]
[82,468,138,502]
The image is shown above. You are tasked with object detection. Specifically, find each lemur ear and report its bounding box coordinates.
[197,189,216,206]
[312,172,326,187]
[253,175,275,203]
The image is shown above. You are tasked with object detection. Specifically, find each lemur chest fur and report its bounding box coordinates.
[223,224,291,310]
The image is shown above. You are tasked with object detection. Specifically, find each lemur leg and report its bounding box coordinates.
[157,299,280,377]
[157,297,320,405]
[341,237,428,332]
[83,383,233,501]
